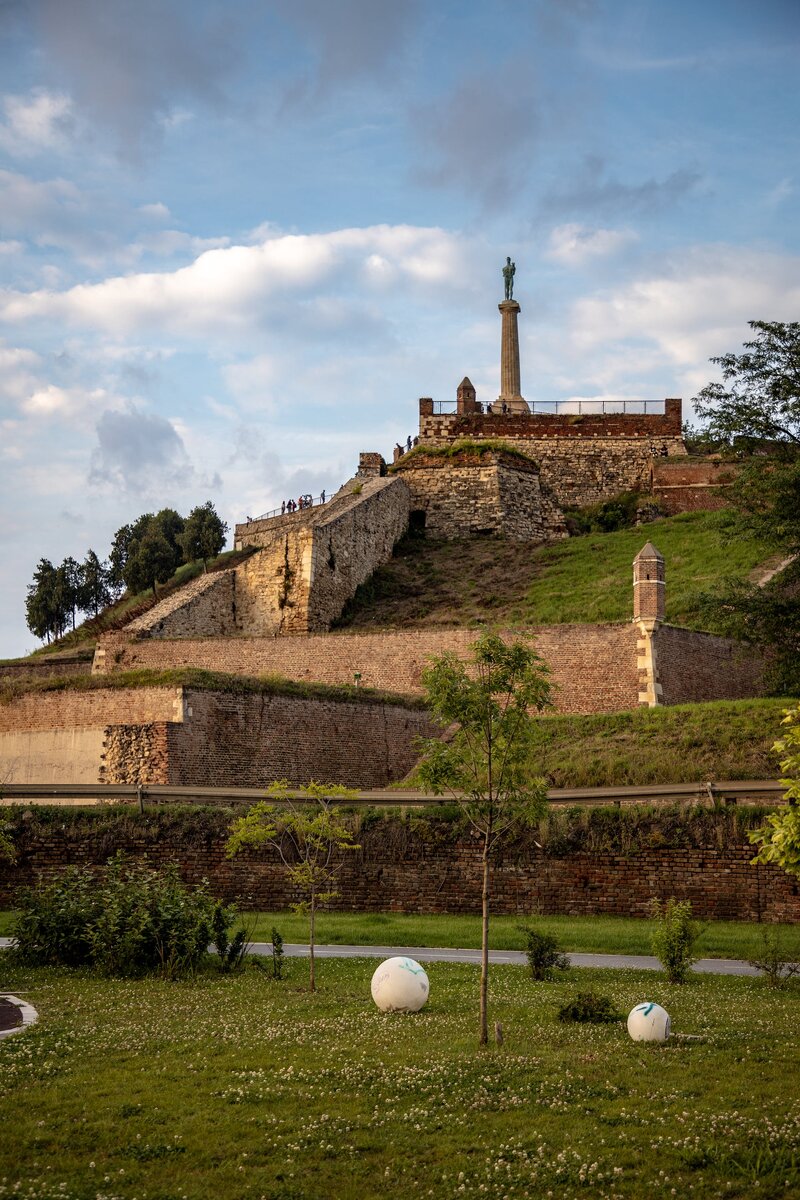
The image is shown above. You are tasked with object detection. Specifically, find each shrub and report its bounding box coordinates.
[520,927,571,981]
[557,991,621,1024]
[11,855,233,979]
[650,897,702,983]
[748,928,800,989]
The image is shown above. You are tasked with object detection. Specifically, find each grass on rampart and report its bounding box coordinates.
[389,438,538,469]
[335,509,773,631]
[0,666,427,709]
[1,959,799,1199]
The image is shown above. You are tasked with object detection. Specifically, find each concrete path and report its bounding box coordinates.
[0,937,763,976]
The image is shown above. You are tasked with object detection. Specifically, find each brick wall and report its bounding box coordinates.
[95,625,642,713]
[651,458,739,515]
[3,812,797,922]
[0,685,435,789]
[654,625,768,705]
[0,652,93,683]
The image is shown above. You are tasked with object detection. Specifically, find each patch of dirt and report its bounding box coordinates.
[0,998,22,1031]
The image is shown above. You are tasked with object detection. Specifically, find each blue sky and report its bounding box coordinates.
[1,0,799,657]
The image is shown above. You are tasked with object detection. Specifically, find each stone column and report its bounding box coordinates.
[497,300,529,413]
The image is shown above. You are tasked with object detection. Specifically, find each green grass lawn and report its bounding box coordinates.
[4,909,796,960]
[1,958,798,1199]
[520,510,772,627]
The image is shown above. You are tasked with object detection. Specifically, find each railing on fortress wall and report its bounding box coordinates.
[429,399,668,416]
[0,779,784,812]
[243,494,330,524]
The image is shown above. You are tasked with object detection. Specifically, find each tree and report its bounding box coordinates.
[78,550,113,618]
[692,324,800,692]
[226,781,359,991]
[749,704,800,878]
[25,558,58,642]
[415,632,552,1046]
[181,501,228,570]
[59,556,82,631]
[124,526,178,596]
[693,321,800,448]
[109,514,151,594]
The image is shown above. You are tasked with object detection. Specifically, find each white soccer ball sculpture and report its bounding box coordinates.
[627,1001,671,1043]
[371,956,430,1013]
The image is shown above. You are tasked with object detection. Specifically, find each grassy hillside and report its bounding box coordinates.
[335,509,774,631]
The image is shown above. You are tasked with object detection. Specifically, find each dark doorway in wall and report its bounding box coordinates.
[409,510,427,537]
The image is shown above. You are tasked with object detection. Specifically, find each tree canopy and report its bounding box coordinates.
[693,321,800,449]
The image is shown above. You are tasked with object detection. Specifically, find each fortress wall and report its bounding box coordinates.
[654,625,768,705]
[0,653,93,683]
[392,452,550,541]
[94,624,643,714]
[415,427,685,509]
[650,458,739,515]
[0,687,185,733]
[305,476,411,630]
[4,814,797,922]
[234,525,315,636]
[124,570,238,640]
[0,685,433,789]
[161,690,436,790]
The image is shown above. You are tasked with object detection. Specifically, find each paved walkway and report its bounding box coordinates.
[0,937,763,976]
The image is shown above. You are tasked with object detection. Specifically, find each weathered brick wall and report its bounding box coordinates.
[124,571,237,639]
[654,625,768,705]
[163,690,436,789]
[0,685,434,789]
[651,458,739,514]
[418,397,684,440]
[0,652,93,683]
[0,687,185,733]
[3,813,797,922]
[94,625,642,713]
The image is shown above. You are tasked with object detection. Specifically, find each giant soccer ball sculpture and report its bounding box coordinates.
[627,1002,670,1043]
[371,957,430,1013]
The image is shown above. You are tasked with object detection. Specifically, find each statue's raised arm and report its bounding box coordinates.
[502,256,516,301]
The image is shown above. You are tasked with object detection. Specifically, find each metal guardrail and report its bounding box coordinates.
[244,495,330,524]
[0,780,786,812]
[430,400,667,416]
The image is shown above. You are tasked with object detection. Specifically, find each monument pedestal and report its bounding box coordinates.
[497,300,529,413]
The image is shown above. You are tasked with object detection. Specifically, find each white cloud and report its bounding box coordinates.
[570,245,800,367]
[0,89,76,157]
[545,223,638,265]
[138,201,171,219]
[0,224,465,338]
[22,383,114,419]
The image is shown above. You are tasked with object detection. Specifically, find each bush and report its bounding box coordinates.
[557,991,621,1024]
[564,491,644,536]
[650,896,702,984]
[10,855,235,978]
[748,928,800,989]
[520,927,570,981]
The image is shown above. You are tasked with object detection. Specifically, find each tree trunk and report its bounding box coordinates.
[479,835,491,1046]
[309,894,316,992]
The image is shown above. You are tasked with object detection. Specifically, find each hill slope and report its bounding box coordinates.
[334,510,774,631]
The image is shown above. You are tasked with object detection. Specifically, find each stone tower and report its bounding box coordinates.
[497,300,530,414]
[456,376,479,414]
[633,542,665,623]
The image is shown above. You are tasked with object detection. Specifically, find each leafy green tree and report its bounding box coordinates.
[78,550,113,617]
[749,704,800,878]
[109,514,152,593]
[181,501,228,570]
[693,320,800,448]
[415,632,552,1046]
[226,781,358,991]
[152,508,185,567]
[124,526,178,596]
[60,556,82,631]
[25,558,59,643]
[692,324,800,691]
